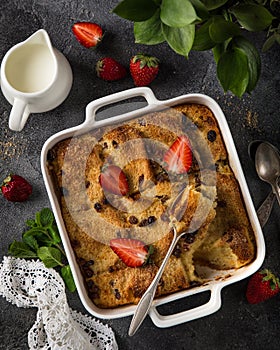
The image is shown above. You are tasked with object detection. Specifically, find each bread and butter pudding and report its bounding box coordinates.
[47,103,256,308]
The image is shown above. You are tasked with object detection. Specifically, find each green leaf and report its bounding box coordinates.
[112,0,158,21]
[275,33,280,45]
[262,33,277,52]
[23,227,49,240]
[160,0,198,27]
[134,8,165,44]
[61,265,76,292]
[8,241,38,259]
[23,235,39,251]
[189,0,209,20]
[209,16,241,43]
[192,19,216,50]
[217,47,249,97]
[48,225,61,245]
[212,42,228,63]
[230,4,275,32]
[232,36,261,93]
[26,219,37,228]
[200,0,228,10]
[39,208,54,228]
[37,246,63,268]
[162,22,195,56]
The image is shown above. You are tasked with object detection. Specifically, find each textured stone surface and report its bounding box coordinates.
[0,1,280,349]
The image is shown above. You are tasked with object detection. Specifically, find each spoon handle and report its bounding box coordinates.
[272,180,280,207]
[128,230,179,336]
[257,190,276,228]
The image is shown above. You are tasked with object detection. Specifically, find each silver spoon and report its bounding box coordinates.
[128,225,181,336]
[248,141,279,227]
[255,142,280,207]
[129,186,192,336]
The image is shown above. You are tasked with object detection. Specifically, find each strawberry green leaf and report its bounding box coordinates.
[61,265,76,292]
[37,246,63,268]
[217,46,249,97]
[112,0,158,22]
[232,36,261,93]
[162,23,195,56]
[160,0,198,28]
[230,4,275,32]
[8,241,38,259]
[134,8,165,44]
[209,16,241,43]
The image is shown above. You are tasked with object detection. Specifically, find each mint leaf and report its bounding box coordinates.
[217,46,249,97]
[39,207,54,227]
[232,36,261,93]
[23,227,49,240]
[134,8,165,44]
[7,208,75,292]
[25,219,37,228]
[209,16,241,43]
[23,235,39,251]
[160,0,198,28]
[231,4,275,32]
[48,224,61,245]
[61,265,76,292]
[162,22,195,56]
[112,0,158,21]
[37,246,63,268]
[8,241,38,258]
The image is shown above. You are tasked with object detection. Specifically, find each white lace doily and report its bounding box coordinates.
[0,256,118,350]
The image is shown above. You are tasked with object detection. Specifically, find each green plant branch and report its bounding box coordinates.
[113,0,280,97]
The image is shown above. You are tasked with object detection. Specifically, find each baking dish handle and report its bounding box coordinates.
[84,87,158,126]
[148,285,222,328]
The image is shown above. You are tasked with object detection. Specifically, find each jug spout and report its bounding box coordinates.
[25,29,53,51]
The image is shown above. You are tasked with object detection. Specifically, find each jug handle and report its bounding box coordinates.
[9,98,30,131]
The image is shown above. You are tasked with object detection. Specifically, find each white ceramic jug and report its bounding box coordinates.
[0,29,73,131]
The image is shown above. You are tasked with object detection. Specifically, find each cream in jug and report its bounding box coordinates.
[0,29,73,131]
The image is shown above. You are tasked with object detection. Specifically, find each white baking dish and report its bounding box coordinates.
[41,87,265,328]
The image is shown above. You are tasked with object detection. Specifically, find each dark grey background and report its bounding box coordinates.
[0,1,279,349]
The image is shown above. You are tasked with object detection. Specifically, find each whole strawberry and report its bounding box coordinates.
[96,57,127,81]
[1,174,32,202]
[246,269,280,304]
[130,53,160,86]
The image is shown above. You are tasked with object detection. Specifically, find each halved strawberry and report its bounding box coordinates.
[72,22,103,48]
[99,165,129,196]
[163,135,192,174]
[110,238,153,267]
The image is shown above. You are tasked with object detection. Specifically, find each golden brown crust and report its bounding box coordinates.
[47,103,256,308]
